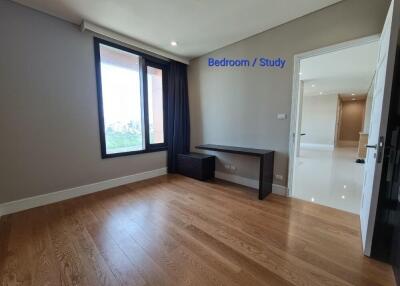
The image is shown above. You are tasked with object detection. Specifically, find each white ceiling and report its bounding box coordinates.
[12,0,342,59]
[300,41,379,97]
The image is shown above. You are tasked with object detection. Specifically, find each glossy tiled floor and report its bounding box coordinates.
[292,147,364,214]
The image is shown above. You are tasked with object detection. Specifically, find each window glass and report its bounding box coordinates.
[99,44,144,154]
[147,66,164,144]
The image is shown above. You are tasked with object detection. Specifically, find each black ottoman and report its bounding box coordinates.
[177,153,215,181]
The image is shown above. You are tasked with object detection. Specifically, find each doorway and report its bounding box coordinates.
[288,36,379,214]
[336,95,367,148]
[288,1,400,257]
[287,0,399,270]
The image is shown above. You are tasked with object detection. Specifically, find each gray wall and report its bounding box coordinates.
[188,0,389,187]
[301,95,338,146]
[0,1,166,204]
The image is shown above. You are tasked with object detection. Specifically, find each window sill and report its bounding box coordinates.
[101,146,168,159]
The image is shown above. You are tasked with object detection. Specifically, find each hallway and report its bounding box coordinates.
[293,147,364,214]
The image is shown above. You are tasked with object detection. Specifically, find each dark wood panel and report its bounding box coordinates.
[259,152,274,199]
[0,174,395,286]
[196,144,273,156]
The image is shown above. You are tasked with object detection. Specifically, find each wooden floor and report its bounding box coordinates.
[0,175,395,286]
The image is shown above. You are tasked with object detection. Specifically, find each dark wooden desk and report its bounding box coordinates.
[196,144,274,200]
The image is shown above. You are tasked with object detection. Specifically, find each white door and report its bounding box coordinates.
[360,0,399,256]
[295,80,304,157]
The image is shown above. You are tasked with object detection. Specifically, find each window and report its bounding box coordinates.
[94,38,167,158]
[147,66,165,144]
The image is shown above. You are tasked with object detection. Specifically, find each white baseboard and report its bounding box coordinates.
[300,143,334,150]
[271,184,288,196]
[0,167,167,217]
[215,171,287,196]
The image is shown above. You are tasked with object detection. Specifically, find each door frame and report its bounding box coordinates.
[287,34,380,197]
[334,95,343,147]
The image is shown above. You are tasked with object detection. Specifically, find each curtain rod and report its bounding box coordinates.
[80,20,189,65]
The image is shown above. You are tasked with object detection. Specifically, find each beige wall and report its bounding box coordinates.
[301,95,338,146]
[188,0,389,187]
[340,100,366,141]
[0,1,166,204]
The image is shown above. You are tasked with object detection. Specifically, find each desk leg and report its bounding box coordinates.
[258,152,274,200]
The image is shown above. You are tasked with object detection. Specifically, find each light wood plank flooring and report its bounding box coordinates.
[0,174,395,286]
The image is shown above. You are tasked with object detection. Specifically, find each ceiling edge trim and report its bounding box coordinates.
[81,20,190,65]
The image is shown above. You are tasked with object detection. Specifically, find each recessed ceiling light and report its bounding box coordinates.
[311,197,315,202]
[341,195,346,199]
[351,93,356,96]
[170,41,177,46]
[319,92,323,95]
[344,185,347,189]
[311,84,316,88]
[299,72,303,75]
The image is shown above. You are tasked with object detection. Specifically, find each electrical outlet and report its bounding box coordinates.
[275,174,283,180]
[224,164,230,169]
[231,165,237,171]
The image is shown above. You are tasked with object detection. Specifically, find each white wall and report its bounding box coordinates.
[301,95,338,147]
[188,0,389,187]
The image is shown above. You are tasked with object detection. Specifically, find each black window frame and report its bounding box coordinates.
[94,37,168,159]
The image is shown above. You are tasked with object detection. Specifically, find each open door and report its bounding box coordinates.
[295,80,304,157]
[360,0,400,256]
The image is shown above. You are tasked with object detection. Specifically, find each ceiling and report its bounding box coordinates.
[339,94,367,101]
[12,0,342,59]
[300,41,379,97]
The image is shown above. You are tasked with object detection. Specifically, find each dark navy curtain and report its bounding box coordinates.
[167,61,190,172]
